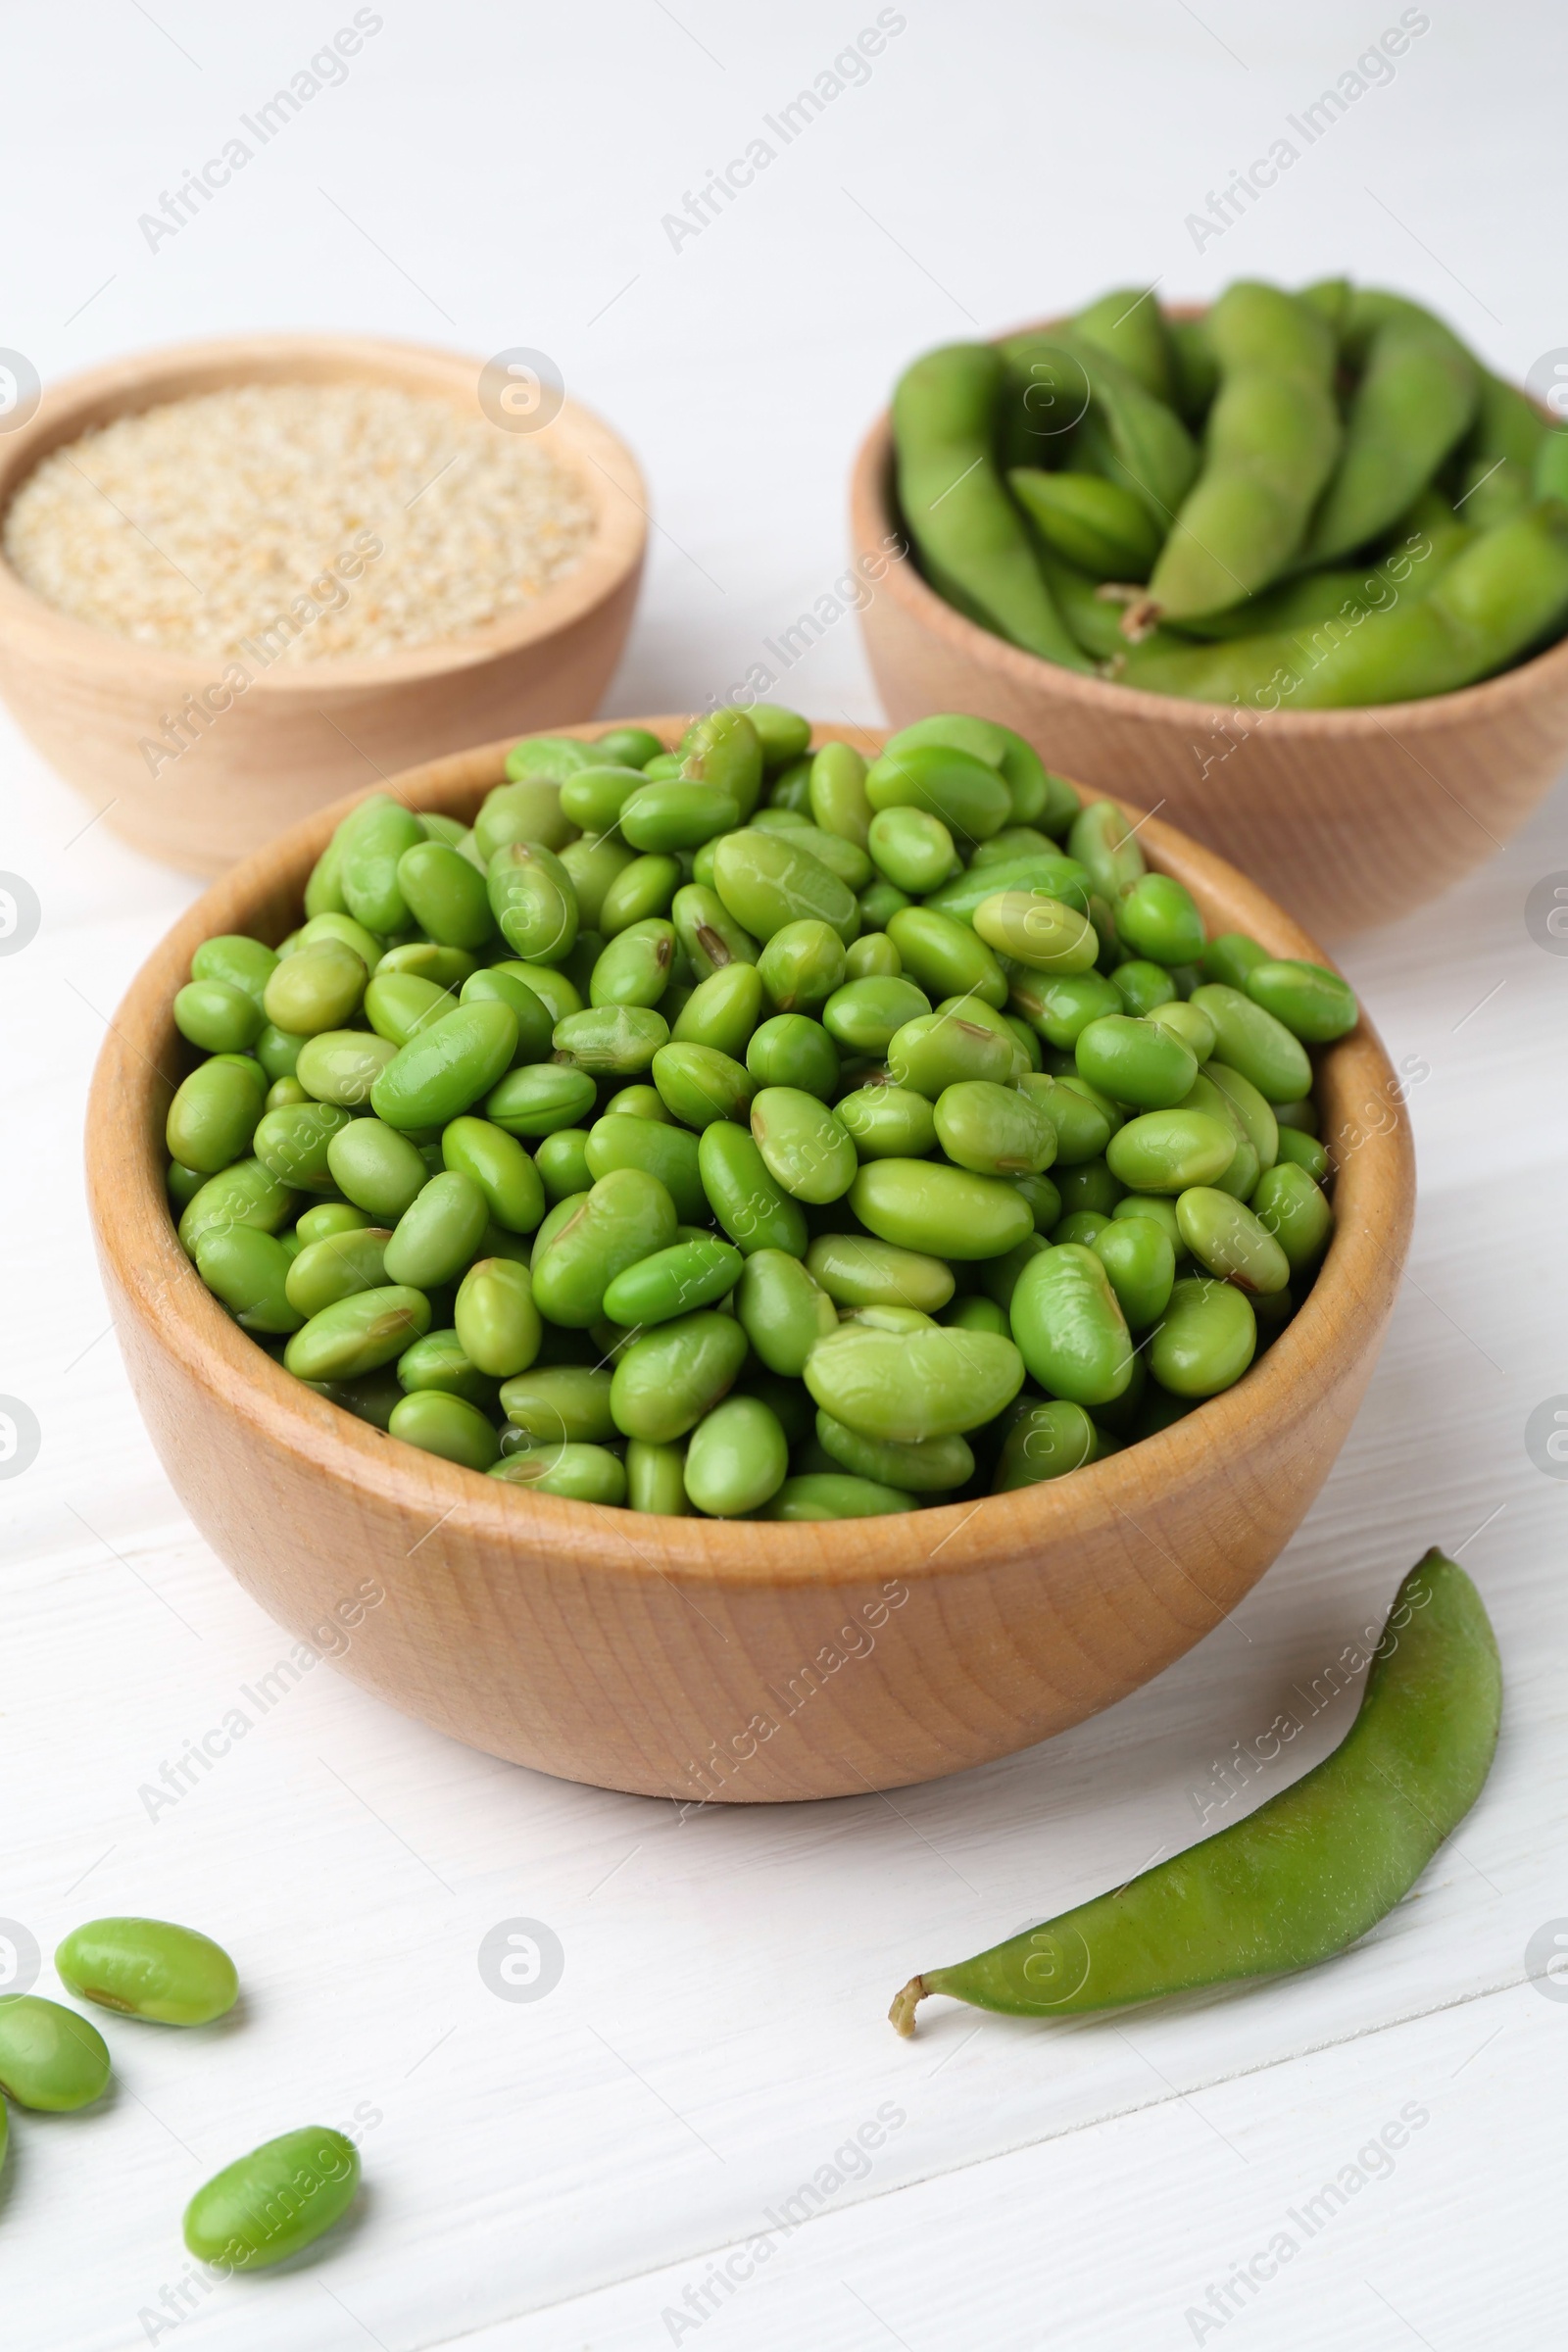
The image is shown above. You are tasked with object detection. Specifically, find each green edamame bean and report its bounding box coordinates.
[699,1124,808,1259]
[284,1286,431,1381]
[191,934,278,1005]
[392,1329,490,1406]
[441,1115,545,1233]
[595,723,664,769]
[261,940,368,1038]
[1147,998,1215,1061]
[835,1082,938,1160]
[844,933,902,982]
[808,740,873,849]
[816,1409,971,1494]
[867,806,956,895]
[56,1917,237,2026]
[532,1167,677,1327]
[941,1295,1009,1336]
[762,1473,918,1519]
[734,1249,837,1374]
[1091,1215,1175,1330]
[382,1170,489,1289]
[859,878,911,931]
[992,1397,1100,1491]
[757,918,848,1013]
[365,972,458,1049]
[1111,1192,1185,1250]
[500,1366,615,1443]
[178,1156,297,1257]
[486,959,578,1024]
[1008,1243,1133,1406]
[678,708,765,821]
[296,911,386,975]
[1176,1186,1291,1296]
[395,838,494,950]
[255,1023,305,1082]
[1149,1275,1256,1396]
[335,794,422,932]
[744,705,810,772]
[480,768,579,855]
[1012,970,1122,1050]
[926,853,1093,927]
[590,919,675,1008]
[973,891,1099,975]
[933,1079,1055,1175]
[294,1030,398,1108]
[602,854,682,936]
[711,827,859,946]
[1011,1075,1105,1165]
[671,883,759,979]
[303,835,347,915]
[1007,1169,1063,1232]
[886,1009,1015,1098]
[652,1041,756,1128]
[167,1055,267,1174]
[454,1257,542,1377]
[0,1995,111,2110]
[620,780,741,852]
[1108,959,1178,1018]
[1114,874,1205,968]
[602,1085,669,1122]
[296,1201,368,1244]
[389,1387,500,1470]
[491,1443,627,1503]
[554,1004,668,1075]
[639,752,683,780]
[684,1396,789,1516]
[768,756,813,811]
[1199,1060,1279,1170]
[325,1118,427,1220]
[284,1226,390,1318]
[1273,1126,1331,1183]
[886,906,1007,1006]
[864,738,1013,846]
[610,1310,749,1442]
[535,1128,593,1203]
[1054,1208,1109,1247]
[822,976,931,1056]
[559,761,652,833]
[805,1320,1023,1441]
[1066,801,1146,903]
[750,1087,858,1203]
[183,2125,361,2270]
[485,1061,598,1138]
[626,1438,691,1513]
[370,1001,519,1130]
[850,1159,1033,1260]
[673,960,763,1056]
[1105,1108,1236,1193]
[1203,932,1269,990]
[1251,1159,1334,1276]
[587,1113,707,1224]
[1075,1014,1198,1109]
[487,840,578,964]
[603,1234,743,1326]
[807,1232,955,1313]
[195,1225,303,1332]
[746,1013,839,1100]
[1246,958,1358,1043]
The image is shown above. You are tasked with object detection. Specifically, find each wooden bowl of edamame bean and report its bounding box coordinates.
[87,719,1413,1803]
[851,315,1568,942]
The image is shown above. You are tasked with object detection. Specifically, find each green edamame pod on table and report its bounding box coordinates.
[891,1551,1499,2034]
[999,330,1198,526]
[892,341,1093,669]
[1072,286,1178,406]
[1303,316,1478,565]
[1006,467,1162,582]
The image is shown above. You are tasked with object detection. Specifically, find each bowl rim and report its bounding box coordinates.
[850,312,1568,735]
[86,717,1414,1596]
[0,330,648,691]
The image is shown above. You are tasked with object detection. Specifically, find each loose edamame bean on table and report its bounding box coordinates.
[167,709,1352,1518]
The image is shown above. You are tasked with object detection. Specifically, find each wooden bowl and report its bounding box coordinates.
[850,330,1568,941]
[0,335,646,876]
[86,720,1414,1803]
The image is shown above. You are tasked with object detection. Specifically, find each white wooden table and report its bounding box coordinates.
[4,7,1565,2345]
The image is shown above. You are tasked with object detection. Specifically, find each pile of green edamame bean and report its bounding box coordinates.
[0,1916,358,2267]
[893,278,1568,707]
[167,705,1352,1520]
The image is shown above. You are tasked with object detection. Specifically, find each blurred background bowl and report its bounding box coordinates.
[0,332,646,876]
[86,719,1414,1803]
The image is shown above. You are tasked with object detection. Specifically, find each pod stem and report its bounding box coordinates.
[889,1975,928,2037]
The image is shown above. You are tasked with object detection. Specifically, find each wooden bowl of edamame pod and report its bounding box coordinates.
[851,314,1568,942]
[87,719,1414,1803]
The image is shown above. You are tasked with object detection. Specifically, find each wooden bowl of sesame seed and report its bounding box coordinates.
[0,334,647,874]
